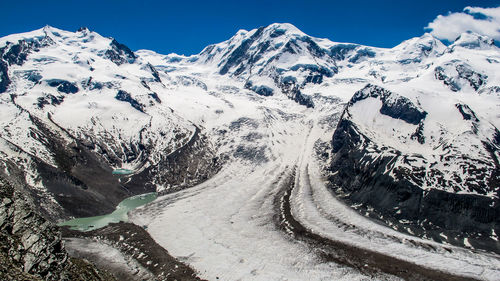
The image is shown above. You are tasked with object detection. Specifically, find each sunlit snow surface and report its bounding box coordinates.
[129,93,384,280]
[129,67,499,280]
[1,25,500,280]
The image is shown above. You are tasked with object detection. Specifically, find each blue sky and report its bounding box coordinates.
[1,0,499,55]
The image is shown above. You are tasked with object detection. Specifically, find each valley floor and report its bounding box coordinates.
[129,106,500,281]
[2,24,500,281]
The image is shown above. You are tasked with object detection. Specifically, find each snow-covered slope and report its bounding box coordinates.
[0,24,499,279]
[137,24,500,254]
[0,26,218,219]
[329,31,500,252]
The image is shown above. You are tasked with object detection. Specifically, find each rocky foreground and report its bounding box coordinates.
[0,174,115,280]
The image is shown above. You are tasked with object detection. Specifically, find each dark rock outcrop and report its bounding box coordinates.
[37,94,65,109]
[114,90,144,112]
[0,36,54,93]
[278,79,314,108]
[148,92,161,103]
[0,60,9,93]
[435,66,461,91]
[455,103,479,122]
[329,44,358,61]
[219,27,265,75]
[47,79,79,94]
[410,122,426,144]
[0,176,115,280]
[2,41,31,65]
[105,39,136,65]
[435,62,487,92]
[133,127,221,194]
[288,64,336,85]
[147,63,162,83]
[329,97,500,253]
[0,42,29,93]
[455,64,487,91]
[350,84,427,125]
[244,81,274,96]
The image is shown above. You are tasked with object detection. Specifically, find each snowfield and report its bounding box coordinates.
[130,86,392,280]
[130,70,500,280]
[1,23,499,280]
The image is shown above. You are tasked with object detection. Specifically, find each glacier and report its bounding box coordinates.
[0,23,499,280]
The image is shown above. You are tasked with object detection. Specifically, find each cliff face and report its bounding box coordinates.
[329,84,500,253]
[0,176,115,281]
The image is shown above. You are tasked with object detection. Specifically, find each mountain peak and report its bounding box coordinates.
[393,32,446,59]
[42,25,65,35]
[395,33,442,48]
[264,23,305,36]
[77,26,90,33]
[0,27,48,48]
[257,23,308,41]
[235,29,249,36]
[42,24,54,32]
[451,31,496,50]
[197,23,311,67]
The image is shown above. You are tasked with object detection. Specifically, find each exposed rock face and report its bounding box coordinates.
[348,47,376,63]
[330,120,500,253]
[130,127,221,194]
[147,63,162,83]
[219,27,266,76]
[0,60,9,93]
[147,92,161,103]
[244,81,274,96]
[200,23,336,107]
[329,84,500,254]
[114,90,145,112]
[47,79,79,94]
[1,95,219,220]
[349,84,427,125]
[329,44,358,61]
[37,94,65,109]
[434,61,488,92]
[0,176,115,280]
[0,33,54,93]
[105,39,136,65]
[278,79,314,108]
[455,103,479,122]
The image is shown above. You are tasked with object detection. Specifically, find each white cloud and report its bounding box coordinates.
[425,6,500,41]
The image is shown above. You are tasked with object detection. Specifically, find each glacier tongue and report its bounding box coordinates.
[0,23,499,279]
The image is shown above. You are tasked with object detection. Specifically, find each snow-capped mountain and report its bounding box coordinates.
[0,23,499,279]
[0,26,218,219]
[328,31,500,251]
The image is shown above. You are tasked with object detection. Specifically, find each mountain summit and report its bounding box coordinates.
[0,24,499,279]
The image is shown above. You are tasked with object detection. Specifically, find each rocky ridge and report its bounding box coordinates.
[0,23,498,272]
[0,174,115,280]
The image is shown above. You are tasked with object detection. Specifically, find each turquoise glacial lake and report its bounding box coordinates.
[59,192,157,232]
[112,169,134,175]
